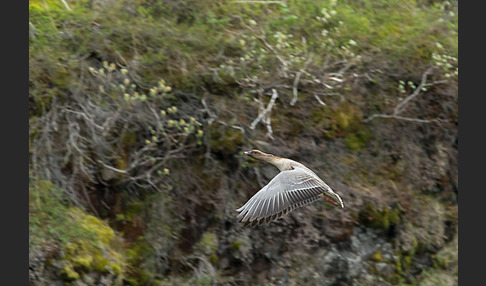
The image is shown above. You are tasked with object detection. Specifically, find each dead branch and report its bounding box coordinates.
[313,94,327,106]
[290,71,302,106]
[60,0,71,11]
[217,120,245,134]
[258,37,289,76]
[290,56,313,106]
[365,68,448,125]
[201,97,217,125]
[250,89,279,139]
[97,160,128,174]
[394,67,434,115]
[364,114,448,125]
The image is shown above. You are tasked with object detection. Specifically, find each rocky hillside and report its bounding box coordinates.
[29,0,458,285]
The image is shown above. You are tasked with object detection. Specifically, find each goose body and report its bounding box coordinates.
[237,150,344,227]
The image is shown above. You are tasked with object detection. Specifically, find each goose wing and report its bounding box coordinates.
[236,167,343,227]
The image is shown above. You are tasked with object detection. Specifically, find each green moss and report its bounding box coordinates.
[392,252,414,282]
[125,201,145,222]
[122,132,137,146]
[372,250,383,262]
[125,238,155,285]
[196,231,218,256]
[72,255,93,269]
[335,110,352,130]
[91,255,109,273]
[432,232,458,271]
[231,241,243,252]
[62,263,80,280]
[418,268,457,286]
[395,255,402,274]
[388,207,400,225]
[398,196,447,253]
[320,103,364,139]
[123,193,180,284]
[30,180,97,246]
[209,127,244,156]
[126,237,153,266]
[344,125,372,151]
[110,262,123,275]
[359,203,401,230]
[115,214,126,222]
[59,208,125,280]
[74,208,115,244]
[209,254,219,265]
[30,187,126,282]
[402,255,412,269]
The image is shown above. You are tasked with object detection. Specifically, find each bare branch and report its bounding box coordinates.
[337,59,355,75]
[201,97,217,125]
[97,160,128,174]
[394,67,434,115]
[290,56,313,106]
[365,67,448,125]
[290,71,303,106]
[250,89,279,137]
[217,120,245,134]
[263,114,274,140]
[63,108,104,131]
[313,94,327,106]
[258,37,289,76]
[364,114,448,125]
[60,0,71,11]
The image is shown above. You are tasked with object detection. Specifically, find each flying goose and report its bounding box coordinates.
[236,150,344,227]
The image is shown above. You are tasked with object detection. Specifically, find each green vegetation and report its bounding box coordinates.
[195,231,219,264]
[29,179,125,283]
[30,179,84,246]
[359,203,400,230]
[29,0,457,284]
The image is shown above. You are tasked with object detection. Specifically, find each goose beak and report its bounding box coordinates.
[244,151,251,156]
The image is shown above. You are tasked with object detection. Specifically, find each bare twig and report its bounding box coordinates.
[60,0,71,11]
[97,160,128,174]
[365,68,448,125]
[290,56,313,106]
[290,71,302,106]
[337,59,355,75]
[201,97,217,125]
[250,89,279,139]
[101,105,124,137]
[313,94,327,106]
[394,67,434,115]
[63,108,104,131]
[217,120,245,134]
[364,114,447,125]
[263,115,274,140]
[258,37,289,76]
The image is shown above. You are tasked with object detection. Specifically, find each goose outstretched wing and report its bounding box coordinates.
[236,167,344,227]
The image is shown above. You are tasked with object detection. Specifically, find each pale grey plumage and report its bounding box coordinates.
[237,150,344,227]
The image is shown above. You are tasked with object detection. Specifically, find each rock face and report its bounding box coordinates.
[30,142,458,285]
[219,214,396,285]
[29,115,458,285]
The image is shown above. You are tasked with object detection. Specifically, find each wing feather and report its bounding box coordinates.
[236,166,344,226]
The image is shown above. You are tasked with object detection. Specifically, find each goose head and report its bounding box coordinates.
[244,149,268,159]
